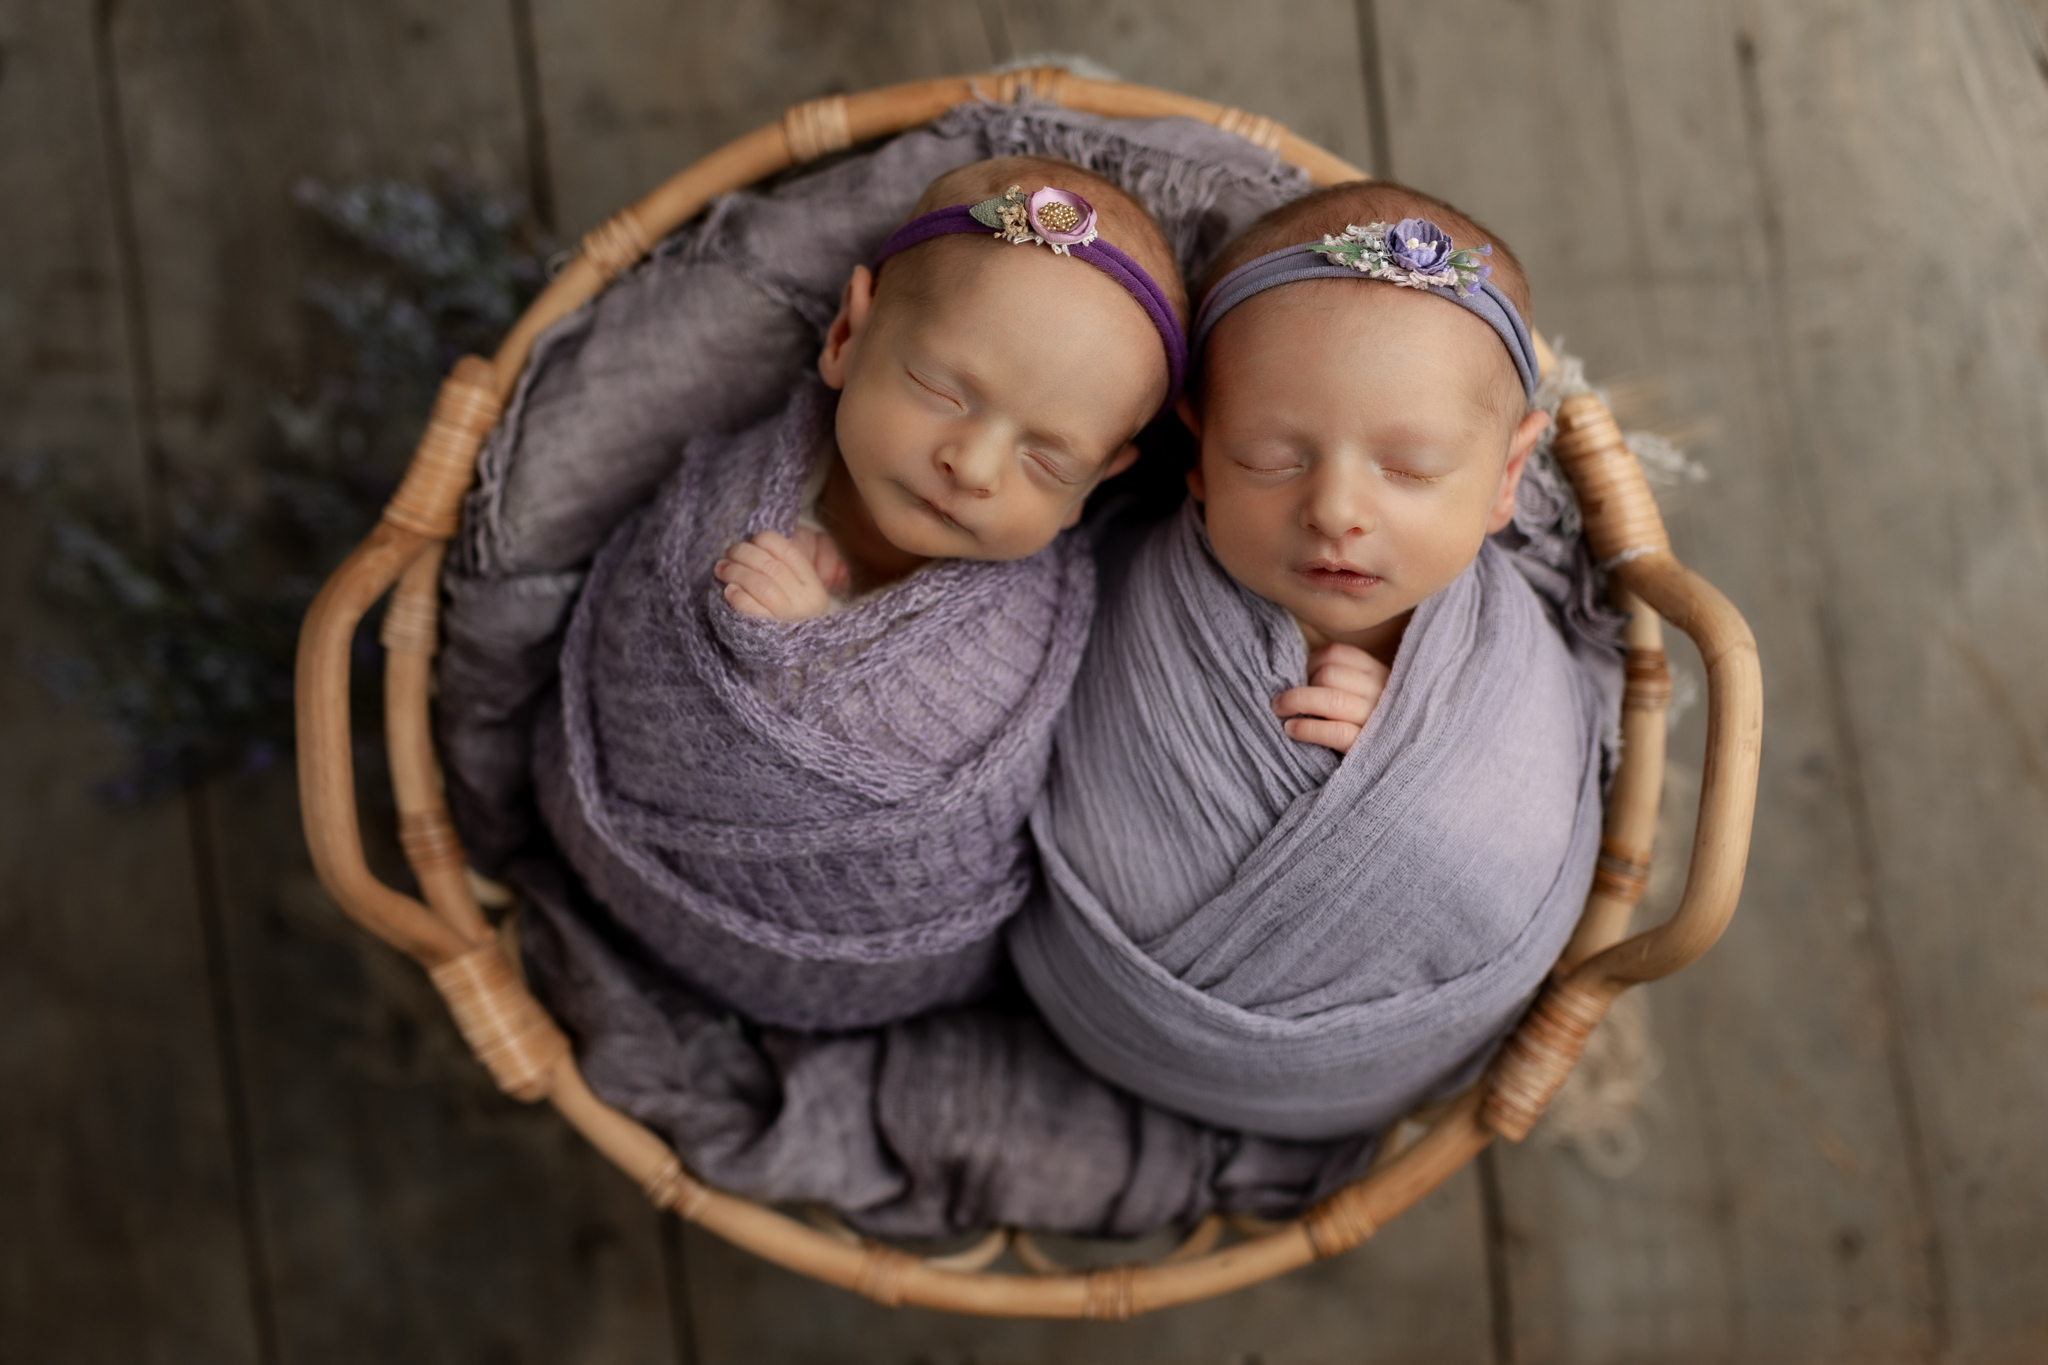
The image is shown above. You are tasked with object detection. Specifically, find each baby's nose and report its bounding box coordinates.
[938,436,1003,494]
[1304,482,1375,538]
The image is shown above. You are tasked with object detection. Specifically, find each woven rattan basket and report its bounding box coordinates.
[293,68,1762,1318]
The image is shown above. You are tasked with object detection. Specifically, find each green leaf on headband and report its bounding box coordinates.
[969,197,1008,230]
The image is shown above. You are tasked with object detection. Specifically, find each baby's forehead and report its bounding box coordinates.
[1201,282,1523,424]
[887,236,1144,325]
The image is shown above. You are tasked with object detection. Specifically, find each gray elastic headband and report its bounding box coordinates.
[1191,243,1538,402]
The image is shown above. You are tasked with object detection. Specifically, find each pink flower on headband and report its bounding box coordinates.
[1026,187,1098,248]
[969,185,1100,254]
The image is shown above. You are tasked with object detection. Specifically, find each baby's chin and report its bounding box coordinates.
[1282,593,1407,649]
[869,502,1011,563]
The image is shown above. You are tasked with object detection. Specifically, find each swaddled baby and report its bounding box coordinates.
[1012,181,1621,1139]
[538,156,1189,1032]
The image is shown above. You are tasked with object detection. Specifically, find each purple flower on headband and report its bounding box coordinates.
[1387,218,1455,274]
[1027,187,1098,247]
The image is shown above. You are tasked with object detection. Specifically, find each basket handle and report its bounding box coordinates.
[294,357,505,967]
[1480,391,1762,1139]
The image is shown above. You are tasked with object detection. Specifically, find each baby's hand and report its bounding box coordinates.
[715,528,851,622]
[1272,643,1390,754]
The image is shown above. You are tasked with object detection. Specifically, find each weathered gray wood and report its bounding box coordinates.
[95,2,678,1359]
[682,1168,1492,1365]
[25,0,2041,1356]
[991,0,1377,174]
[528,0,997,238]
[202,773,678,1363]
[1732,3,2048,1358]
[1376,1,1943,1359]
[0,3,265,1361]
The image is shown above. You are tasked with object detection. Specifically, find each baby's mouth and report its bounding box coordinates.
[1295,559,1383,594]
[903,484,968,532]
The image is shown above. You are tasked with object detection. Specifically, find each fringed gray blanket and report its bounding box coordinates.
[537,381,1094,1032]
[517,855,1375,1239]
[1011,503,1617,1140]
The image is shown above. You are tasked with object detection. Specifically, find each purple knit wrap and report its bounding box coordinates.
[537,379,1096,1031]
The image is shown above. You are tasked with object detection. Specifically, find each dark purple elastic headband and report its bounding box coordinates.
[872,205,1187,414]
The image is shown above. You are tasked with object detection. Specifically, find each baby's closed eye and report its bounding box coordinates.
[908,369,964,411]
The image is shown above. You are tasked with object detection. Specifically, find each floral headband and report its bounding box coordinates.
[871,185,1187,413]
[1191,217,1538,402]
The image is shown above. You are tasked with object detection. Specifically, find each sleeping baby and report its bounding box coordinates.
[535,155,1189,1032]
[1012,181,1621,1140]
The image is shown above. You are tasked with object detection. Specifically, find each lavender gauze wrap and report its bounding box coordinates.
[536,379,1093,1031]
[1010,501,1617,1141]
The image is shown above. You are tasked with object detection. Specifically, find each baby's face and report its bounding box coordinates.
[820,239,1159,562]
[1188,280,1547,654]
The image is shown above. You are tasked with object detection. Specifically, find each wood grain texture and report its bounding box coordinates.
[0,3,264,1361]
[104,0,536,481]
[1378,1,1941,1359]
[988,0,1377,174]
[527,0,997,239]
[203,773,676,1363]
[1734,2,2048,1357]
[15,0,2037,1354]
[92,1,678,1359]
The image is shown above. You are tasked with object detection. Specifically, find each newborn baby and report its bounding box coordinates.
[538,156,1188,1031]
[1013,180,1620,1139]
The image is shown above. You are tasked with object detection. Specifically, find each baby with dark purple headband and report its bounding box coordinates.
[537,156,1194,1032]
[710,155,1188,620]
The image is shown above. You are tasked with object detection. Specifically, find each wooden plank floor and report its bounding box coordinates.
[3,1,2043,1361]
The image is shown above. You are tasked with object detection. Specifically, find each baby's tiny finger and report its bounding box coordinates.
[723,582,774,619]
[721,561,788,615]
[751,529,811,575]
[1272,685,1372,725]
[1309,663,1387,699]
[725,539,779,576]
[1307,642,1378,672]
[1282,717,1363,754]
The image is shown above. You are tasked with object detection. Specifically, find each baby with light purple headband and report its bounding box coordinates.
[1180,181,1546,748]
[711,154,1188,620]
[1012,181,1619,1139]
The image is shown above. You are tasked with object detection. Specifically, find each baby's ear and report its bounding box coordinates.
[1174,391,1202,439]
[1487,407,1551,534]
[817,265,876,390]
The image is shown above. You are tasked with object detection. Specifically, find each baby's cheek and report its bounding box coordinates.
[1202,499,1285,589]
